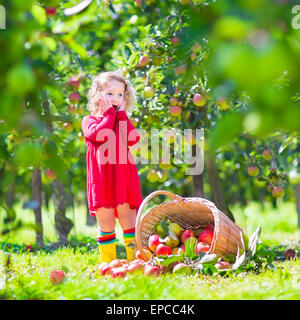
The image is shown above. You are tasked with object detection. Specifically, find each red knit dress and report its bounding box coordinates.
[81,106,143,218]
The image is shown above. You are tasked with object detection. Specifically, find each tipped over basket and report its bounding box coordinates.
[136,190,245,261]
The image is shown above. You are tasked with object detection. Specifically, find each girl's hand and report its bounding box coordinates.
[98,93,113,113]
[118,99,126,112]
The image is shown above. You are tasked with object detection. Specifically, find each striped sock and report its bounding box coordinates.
[97,229,117,263]
[123,227,136,261]
[97,229,116,245]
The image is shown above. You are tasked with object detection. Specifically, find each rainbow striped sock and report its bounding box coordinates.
[97,229,117,263]
[97,229,116,245]
[123,227,136,261]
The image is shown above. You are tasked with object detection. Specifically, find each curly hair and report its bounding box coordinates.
[87,70,136,117]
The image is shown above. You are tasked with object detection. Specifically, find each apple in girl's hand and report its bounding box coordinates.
[148,234,162,253]
[198,229,214,245]
[50,270,66,284]
[180,230,195,244]
[195,242,210,254]
[144,265,161,277]
[155,244,172,256]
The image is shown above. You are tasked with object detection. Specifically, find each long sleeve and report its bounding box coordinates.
[81,107,116,143]
[116,110,140,147]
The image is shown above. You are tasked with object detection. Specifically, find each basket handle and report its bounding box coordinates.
[135,190,184,261]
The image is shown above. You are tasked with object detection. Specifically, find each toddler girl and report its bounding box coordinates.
[81,71,143,263]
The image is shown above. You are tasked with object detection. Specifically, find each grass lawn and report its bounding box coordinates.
[0,199,299,300]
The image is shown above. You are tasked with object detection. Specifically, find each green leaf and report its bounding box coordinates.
[185,237,198,259]
[199,254,218,265]
[161,254,184,267]
[168,226,177,241]
[31,5,47,25]
[160,220,169,235]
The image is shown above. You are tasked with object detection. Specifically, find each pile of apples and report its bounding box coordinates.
[98,219,231,278]
[148,220,214,257]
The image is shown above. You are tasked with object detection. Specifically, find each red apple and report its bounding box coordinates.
[174,65,186,76]
[170,97,178,106]
[272,186,284,198]
[198,229,214,245]
[45,169,56,180]
[68,76,80,88]
[148,234,162,253]
[191,42,201,53]
[50,270,66,284]
[171,36,180,46]
[180,230,195,244]
[144,265,161,277]
[155,244,172,256]
[215,261,231,270]
[138,55,150,67]
[247,166,259,177]
[45,7,57,16]
[170,106,182,116]
[263,149,272,160]
[69,92,80,102]
[195,242,210,254]
[269,167,276,174]
[26,245,33,251]
[99,262,111,276]
[109,259,123,268]
[136,0,142,7]
[204,225,214,232]
[192,94,206,107]
[110,267,127,278]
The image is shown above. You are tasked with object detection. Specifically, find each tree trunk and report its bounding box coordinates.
[204,151,235,222]
[192,142,204,197]
[43,100,73,244]
[296,183,300,229]
[52,179,73,244]
[86,191,96,226]
[32,167,43,246]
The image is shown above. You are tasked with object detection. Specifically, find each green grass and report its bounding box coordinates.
[0,199,299,300]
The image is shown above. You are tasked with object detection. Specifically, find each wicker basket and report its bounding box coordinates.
[136,190,245,261]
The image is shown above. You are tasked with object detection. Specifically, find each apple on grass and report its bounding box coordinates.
[50,270,66,284]
[172,263,191,274]
[144,265,161,277]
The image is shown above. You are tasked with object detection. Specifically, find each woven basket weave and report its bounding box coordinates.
[136,190,245,261]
